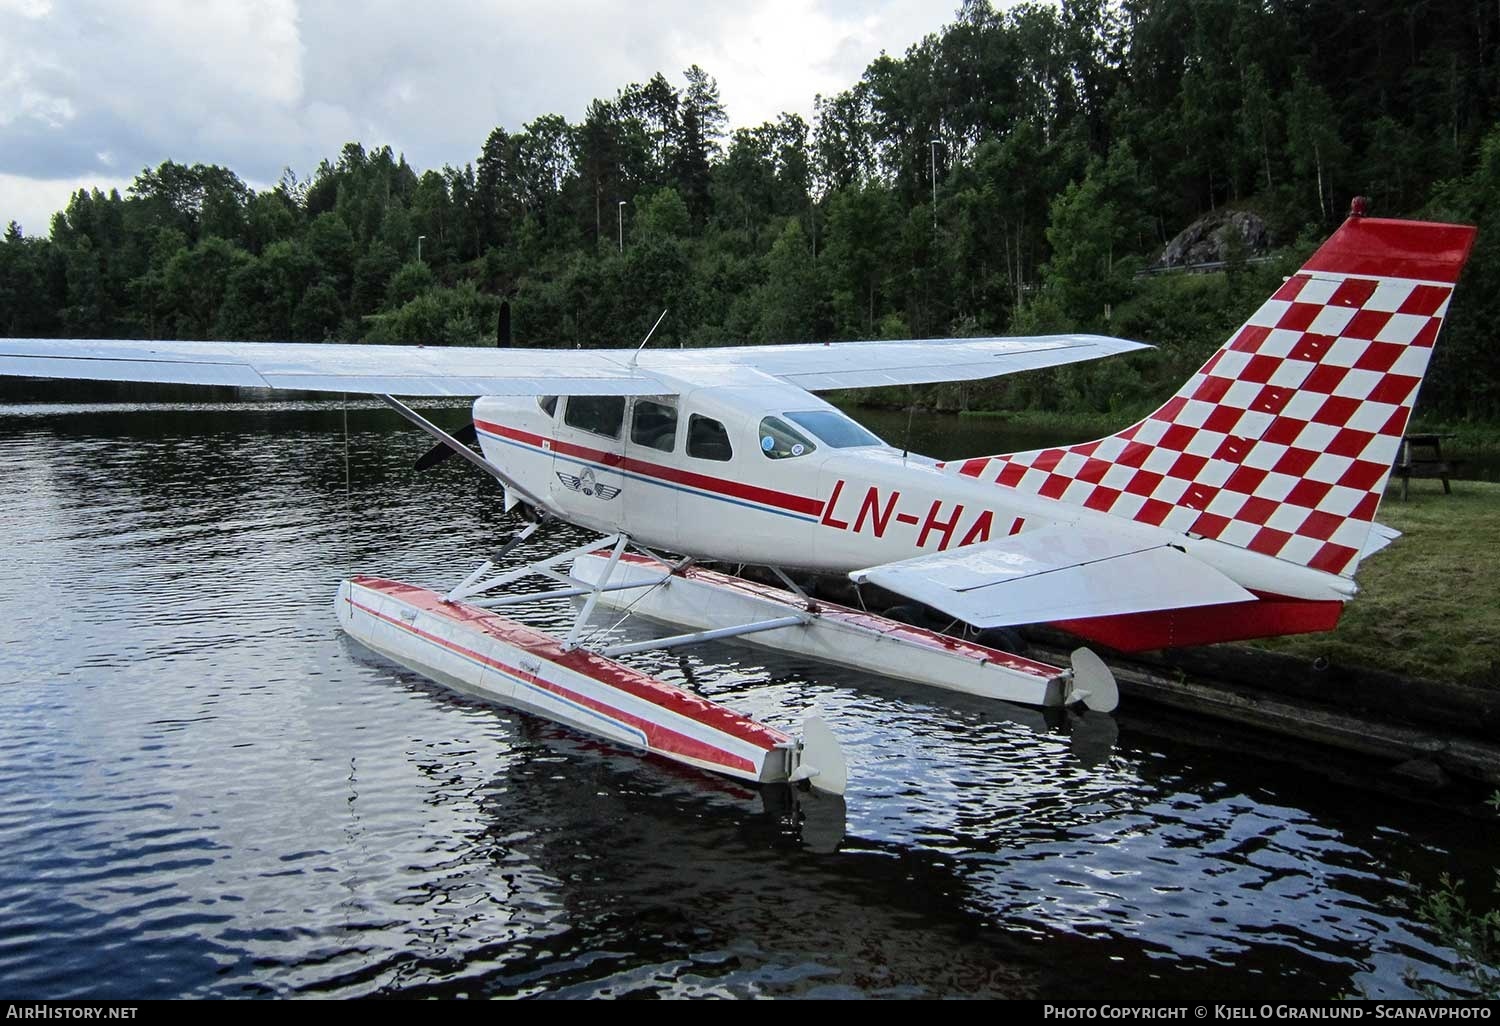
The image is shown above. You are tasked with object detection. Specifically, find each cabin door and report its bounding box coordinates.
[621,396,680,549]
[549,395,628,534]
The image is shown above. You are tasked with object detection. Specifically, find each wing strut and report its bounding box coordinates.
[378,394,546,510]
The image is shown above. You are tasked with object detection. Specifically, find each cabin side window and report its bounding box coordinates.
[686,414,733,462]
[630,399,678,453]
[563,395,625,439]
[758,416,816,460]
[538,395,558,417]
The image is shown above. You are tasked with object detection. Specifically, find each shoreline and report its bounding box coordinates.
[770,479,1500,799]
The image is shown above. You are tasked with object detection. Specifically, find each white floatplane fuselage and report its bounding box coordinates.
[472,374,1353,652]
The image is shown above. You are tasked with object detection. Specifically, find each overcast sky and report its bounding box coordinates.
[0,0,962,237]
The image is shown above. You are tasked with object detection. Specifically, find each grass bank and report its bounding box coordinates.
[1249,479,1500,685]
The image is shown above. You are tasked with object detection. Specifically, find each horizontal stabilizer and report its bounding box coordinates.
[1360,521,1401,560]
[849,525,1254,629]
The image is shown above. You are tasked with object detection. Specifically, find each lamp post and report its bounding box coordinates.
[618,201,627,254]
[930,138,944,232]
[417,234,427,262]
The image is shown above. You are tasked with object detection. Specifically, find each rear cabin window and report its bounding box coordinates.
[686,415,733,462]
[758,416,816,460]
[563,395,625,439]
[538,395,558,417]
[631,399,678,453]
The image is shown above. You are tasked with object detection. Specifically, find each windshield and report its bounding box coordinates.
[783,409,884,448]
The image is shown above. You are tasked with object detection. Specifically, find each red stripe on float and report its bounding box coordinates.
[612,554,1061,681]
[350,577,788,765]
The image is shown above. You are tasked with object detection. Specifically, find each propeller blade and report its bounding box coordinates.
[414,421,479,471]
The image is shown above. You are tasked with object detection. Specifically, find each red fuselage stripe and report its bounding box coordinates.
[475,419,825,517]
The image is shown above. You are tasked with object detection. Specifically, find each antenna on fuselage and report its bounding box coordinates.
[901,387,916,463]
[628,309,669,369]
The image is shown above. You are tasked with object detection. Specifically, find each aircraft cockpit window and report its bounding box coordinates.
[784,409,883,448]
[758,416,817,460]
[631,399,678,453]
[563,395,625,439]
[686,415,733,462]
[538,395,558,417]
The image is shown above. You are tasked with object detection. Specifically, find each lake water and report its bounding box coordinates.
[0,398,1491,999]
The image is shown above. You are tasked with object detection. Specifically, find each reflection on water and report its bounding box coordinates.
[0,397,1491,998]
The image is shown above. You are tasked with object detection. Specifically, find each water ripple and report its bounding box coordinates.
[0,401,1492,998]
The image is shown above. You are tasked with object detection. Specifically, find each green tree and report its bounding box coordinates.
[1042,144,1152,328]
[756,219,821,343]
[0,223,61,336]
[161,236,251,338]
[823,183,901,335]
[1286,70,1347,222]
[244,190,300,255]
[291,279,343,341]
[129,161,252,243]
[215,241,317,340]
[618,189,695,345]
[385,259,435,309]
[673,65,727,224]
[304,211,357,296]
[1234,61,1277,197]
[351,242,400,317]
[366,281,499,345]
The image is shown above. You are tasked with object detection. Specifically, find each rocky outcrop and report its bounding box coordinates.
[1155,209,1271,269]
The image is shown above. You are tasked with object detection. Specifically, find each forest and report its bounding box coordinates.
[4,0,1500,419]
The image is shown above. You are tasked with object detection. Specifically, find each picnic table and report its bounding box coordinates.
[1392,433,1462,499]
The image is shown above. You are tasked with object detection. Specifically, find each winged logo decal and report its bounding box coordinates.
[556,468,621,500]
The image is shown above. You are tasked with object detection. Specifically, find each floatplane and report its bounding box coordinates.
[0,204,1475,797]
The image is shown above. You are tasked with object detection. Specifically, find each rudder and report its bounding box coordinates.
[946,207,1476,578]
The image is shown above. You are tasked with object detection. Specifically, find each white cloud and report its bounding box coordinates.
[0,0,52,16]
[0,172,134,237]
[0,0,962,237]
[672,0,949,129]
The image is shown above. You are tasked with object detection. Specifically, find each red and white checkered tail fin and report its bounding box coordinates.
[946,213,1476,578]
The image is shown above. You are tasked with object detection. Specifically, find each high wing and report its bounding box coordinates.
[0,338,671,396]
[849,524,1254,629]
[649,333,1145,390]
[0,333,1146,396]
